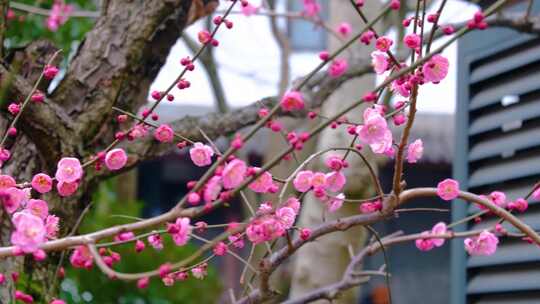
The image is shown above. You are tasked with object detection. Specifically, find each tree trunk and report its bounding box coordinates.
[289,0,383,302]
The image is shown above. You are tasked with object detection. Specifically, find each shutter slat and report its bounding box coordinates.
[470,42,540,84]
[469,97,540,136]
[467,266,540,294]
[469,70,540,111]
[468,153,540,187]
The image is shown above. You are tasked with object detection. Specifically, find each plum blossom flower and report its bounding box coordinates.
[375,36,393,52]
[70,245,93,269]
[248,168,274,193]
[302,0,321,17]
[508,198,528,213]
[437,178,459,201]
[325,155,344,171]
[26,199,49,220]
[406,139,424,163]
[357,108,390,145]
[105,148,128,171]
[46,1,73,31]
[422,54,449,83]
[45,215,59,239]
[275,206,296,229]
[328,58,348,77]
[57,181,78,197]
[241,2,259,16]
[192,265,207,279]
[31,173,52,194]
[464,230,499,256]
[324,171,346,192]
[0,187,26,214]
[284,197,301,214]
[189,142,214,167]
[403,33,421,49]
[213,242,228,256]
[280,91,305,112]
[0,174,16,190]
[415,232,435,252]
[489,191,507,208]
[11,211,46,253]
[203,176,222,203]
[431,222,447,247]
[311,172,326,189]
[359,200,382,213]
[169,217,191,246]
[371,51,389,74]
[222,159,247,189]
[55,157,83,183]
[293,170,313,192]
[246,216,285,244]
[154,124,174,143]
[148,234,163,250]
[326,193,344,212]
[337,22,352,37]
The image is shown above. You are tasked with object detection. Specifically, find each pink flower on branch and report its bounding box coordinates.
[464,230,499,256]
[189,142,214,167]
[437,178,459,201]
[11,211,46,253]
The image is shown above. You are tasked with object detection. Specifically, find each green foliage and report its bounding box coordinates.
[60,179,222,304]
[6,0,96,57]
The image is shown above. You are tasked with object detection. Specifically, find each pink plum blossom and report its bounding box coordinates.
[280,91,305,112]
[415,232,435,251]
[464,230,499,256]
[371,51,389,74]
[403,33,421,49]
[203,176,222,203]
[375,36,393,52]
[241,3,259,16]
[105,148,128,171]
[246,216,285,244]
[285,197,301,214]
[169,217,191,246]
[324,171,346,192]
[275,206,296,229]
[325,155,344,171]
[26,199,49,220]
[222,159,247,189]
[437,178,459,201]
[422,54,449,83]
[55,157,83,183]
[57,181,79,197]
[0,174,16,190]
[11,211,46,253]
[0,187,26,214]
[70,245,93,269]
[406,139,424,163]
[248,168,274,193]
[337,22,352,37]
[328,58,348,77]
[154,124,174,143]
[326,193,344,212]
[311,172,326,189]
[189,142,214,167]
[46,1,73,31]
[508,198,528,213]
[148,234,163,250]
[293,170,313,192]
[31,173,53,194]
[45,215,59,239]
[302,0,321,17]
[431,222,447,247]
[357,108,390,145]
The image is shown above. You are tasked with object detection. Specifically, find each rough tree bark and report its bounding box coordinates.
[289,1,383,303]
